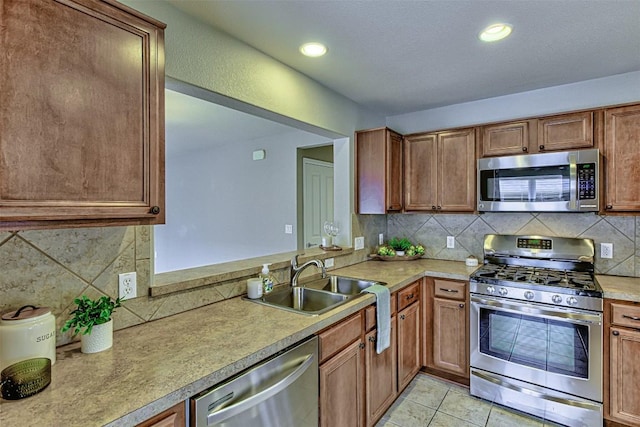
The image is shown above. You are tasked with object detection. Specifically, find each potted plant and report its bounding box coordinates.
[61,295,122,354]
[388,237,413,256]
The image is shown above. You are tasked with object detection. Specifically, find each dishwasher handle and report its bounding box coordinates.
[207,353,315,425]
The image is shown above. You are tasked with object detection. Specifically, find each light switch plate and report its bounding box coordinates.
[447,236,455,249]
[354,236,364,250]
[285,224,293,234]
[379,233,384,245]
[324,258,334,268]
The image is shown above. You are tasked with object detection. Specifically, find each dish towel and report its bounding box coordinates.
[362,284,391,354]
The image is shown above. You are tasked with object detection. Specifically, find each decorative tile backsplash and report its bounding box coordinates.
[386,213,640,277]
[1,213,636,347]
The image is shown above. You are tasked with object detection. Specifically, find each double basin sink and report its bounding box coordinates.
[249,275,385,316]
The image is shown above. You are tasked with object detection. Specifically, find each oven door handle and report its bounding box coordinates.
[471,295,602,325]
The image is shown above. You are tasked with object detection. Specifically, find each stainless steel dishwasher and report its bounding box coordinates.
[190,336,318,427]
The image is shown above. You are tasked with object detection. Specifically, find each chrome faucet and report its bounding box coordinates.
[291,255,326,287]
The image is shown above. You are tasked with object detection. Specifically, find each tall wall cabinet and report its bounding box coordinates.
[355,128,403,214]
[0,0,166,230]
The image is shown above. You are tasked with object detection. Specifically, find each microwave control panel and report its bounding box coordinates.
[577,163,596,200]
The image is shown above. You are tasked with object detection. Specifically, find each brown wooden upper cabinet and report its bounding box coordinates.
[356,128,403,213]
[480,111,593,157]
[603,104,640,212]
[0,0,166,230]
[404,128,476,212]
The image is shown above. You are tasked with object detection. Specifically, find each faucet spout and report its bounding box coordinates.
[291,256,326,287]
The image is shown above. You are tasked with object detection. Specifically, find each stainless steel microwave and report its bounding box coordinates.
[477,149,600,212]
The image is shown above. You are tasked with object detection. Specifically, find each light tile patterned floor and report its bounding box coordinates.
[376,373,564,427]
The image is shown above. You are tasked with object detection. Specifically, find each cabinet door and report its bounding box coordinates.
[437,129,476,212]
[386,130,404,212]
[604,104,640,212]
[365,318,397,427]
[320,339,365,427]
[537,112,593,152]
[397,303,421,391]
[0,0,165,227]
[481,121,532,157]
[432,297,467,376]
[609,326,640,426]
[136,401,185,427]
[404,133,437,211]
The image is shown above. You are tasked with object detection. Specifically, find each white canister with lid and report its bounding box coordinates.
[0,305,56,371]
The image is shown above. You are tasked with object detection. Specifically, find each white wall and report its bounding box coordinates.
[155,130,330,273]
[387,71,640,133]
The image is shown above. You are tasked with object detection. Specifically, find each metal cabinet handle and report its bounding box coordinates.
[539,145,545,150]
[400,314,406,320]
[439,288,459,293]
[359,342,365,350]
[522,147,528,152]
[437,206,442,210]
[150,206,160,215]
[612,330,620,336]
[459,303,465,308]
[431,206,436,210]
[605,205,613,210]
[405,293,414,300]
[622,314,640,321]
[369,336,376,343]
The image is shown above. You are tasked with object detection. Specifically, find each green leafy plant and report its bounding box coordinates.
[61,295,122,336]
[388,237,413,251]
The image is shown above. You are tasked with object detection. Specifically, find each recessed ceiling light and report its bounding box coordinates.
[479,23,513,42]
[300,42,327,57]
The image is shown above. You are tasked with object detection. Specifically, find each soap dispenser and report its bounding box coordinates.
[260,263,274,294]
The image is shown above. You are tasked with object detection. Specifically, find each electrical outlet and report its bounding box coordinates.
[379,233,384,245]
[118,272,137,299]
[354,236,365,250]
[601,243,613,259]
[324,258,334,268]
[285,224,293,234]
[447,236,455,249]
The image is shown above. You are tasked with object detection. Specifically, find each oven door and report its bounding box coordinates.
[470,294,602,402]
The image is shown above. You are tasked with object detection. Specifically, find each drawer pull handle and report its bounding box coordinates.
[459,303,465,308]
[440,288,459,293]
[612,331,620,336]
[400,314,406,320]
[359,343,365,350]
[405,293,414,300]
[622,314,640,321]
[369,336,376,343]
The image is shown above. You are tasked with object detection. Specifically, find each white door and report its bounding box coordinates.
[303,158,334,248]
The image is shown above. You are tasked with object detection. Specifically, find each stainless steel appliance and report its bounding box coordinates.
[191,336,318,427]
[477,149,600,212]
[470,234,603,427]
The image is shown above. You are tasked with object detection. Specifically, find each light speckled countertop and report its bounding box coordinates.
[1,259,637,426]
[597,274,640,303]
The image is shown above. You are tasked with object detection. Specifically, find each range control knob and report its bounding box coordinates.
[486,286,495,294]
[566,297,579,306]
[552,295,563,304]
[524,291,535,300]
[499,287,508,296]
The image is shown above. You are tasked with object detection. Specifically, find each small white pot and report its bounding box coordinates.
[396,251,405,256]
[81,320,113,354]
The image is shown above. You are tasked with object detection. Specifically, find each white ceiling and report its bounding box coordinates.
[166,0,640,117]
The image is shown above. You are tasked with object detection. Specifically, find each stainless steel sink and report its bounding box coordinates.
[317,275,384,295]
[250,286,351,316]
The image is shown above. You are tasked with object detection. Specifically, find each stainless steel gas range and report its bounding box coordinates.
[469,234,603,427]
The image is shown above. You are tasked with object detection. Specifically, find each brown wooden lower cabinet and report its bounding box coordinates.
[397,302,421,391]
[423,277,469,381]
[365,317,397,427]
[605,299,640,426]
[136,401,185,427]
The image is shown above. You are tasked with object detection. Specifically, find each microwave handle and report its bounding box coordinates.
[569,154,577,210]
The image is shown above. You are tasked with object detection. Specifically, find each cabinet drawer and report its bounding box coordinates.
[434,279,466,301]
[611,303,640,329]
[397,282,420,312]
[319,312,362,363]
[365,293,397,331]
